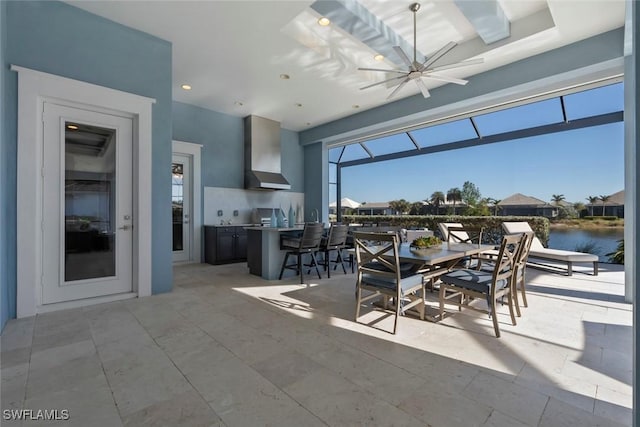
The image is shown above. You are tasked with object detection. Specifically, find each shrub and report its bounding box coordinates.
[574,240,600,255]
[341,215,550,246]
[607,239,624,264]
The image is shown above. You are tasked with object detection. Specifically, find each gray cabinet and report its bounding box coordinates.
[205,226,247,264]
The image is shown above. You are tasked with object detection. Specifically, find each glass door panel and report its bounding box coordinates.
[172,162,184,251]
[64,122,116,282]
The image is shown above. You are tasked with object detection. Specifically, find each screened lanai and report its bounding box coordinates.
[329,80,624,219]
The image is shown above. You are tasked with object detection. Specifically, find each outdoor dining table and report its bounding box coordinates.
[358,242,496,322]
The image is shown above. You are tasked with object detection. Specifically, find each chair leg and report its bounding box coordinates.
[507,290,517,326]
[520,272,528,308]
[392,295,400,334]
[567,261,573,276]
[278,252,290,280]
[325,250,331,278]
[593,261,598,276]
[491,302,501,338]
[439,285,445,319]
[337,249,347,274]
[512,279,522,317]
[298,253,304,284]
[355,281,362,320]
[310,252,322,280]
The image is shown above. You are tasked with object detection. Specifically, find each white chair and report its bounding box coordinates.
[502,222,598,276]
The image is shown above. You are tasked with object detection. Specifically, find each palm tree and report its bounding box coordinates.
[388,199,410,215]
[551,194,565,206]
[598,195,611,216]
[430,191,445,215]
[446,187,462,215]
[586,196,598,216]
[492,199,502,216]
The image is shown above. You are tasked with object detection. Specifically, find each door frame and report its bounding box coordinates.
[172,140,202,263]
[12,65,155,317]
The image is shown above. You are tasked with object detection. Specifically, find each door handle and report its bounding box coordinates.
[184,220,189,224]
[118,224,132,231]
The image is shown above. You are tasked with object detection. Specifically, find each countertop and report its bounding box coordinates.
[206,223,257,227]
[244,226,304,231]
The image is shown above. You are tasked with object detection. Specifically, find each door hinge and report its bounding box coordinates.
[41,220,45,232]
[41,167,45,178]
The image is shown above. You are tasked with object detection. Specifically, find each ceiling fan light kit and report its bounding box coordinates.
[358,2,483,100]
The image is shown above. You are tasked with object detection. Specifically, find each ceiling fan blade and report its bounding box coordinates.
[415,79,431,98]
[393,46,414,70]
[359,75,407,90]
[387,78,410,100]
[358,67,407,74]
[428,58,484,73]
[423,73,468,85]
[419,41,457,71]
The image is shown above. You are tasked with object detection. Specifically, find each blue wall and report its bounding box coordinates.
[1,0,8,331]
[172,101,304,192]
[2,1,174,326]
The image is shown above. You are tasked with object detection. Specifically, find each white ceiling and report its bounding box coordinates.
[66,0,625,131]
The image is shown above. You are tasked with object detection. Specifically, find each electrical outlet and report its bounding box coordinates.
[217,210,223,217]
[233,210,239,217]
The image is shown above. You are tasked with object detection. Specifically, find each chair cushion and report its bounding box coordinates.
[440,269,508,294]
[361,271,423,293]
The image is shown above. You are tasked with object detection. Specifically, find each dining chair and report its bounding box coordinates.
[477,231,534,317]
[510,231,535,312]
[438,223,485,269]
[353,231,426,334]
[279,222,324,284]
[319,224,349,278]
[438,232,525,338]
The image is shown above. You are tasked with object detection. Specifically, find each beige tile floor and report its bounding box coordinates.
[1,261,631,426]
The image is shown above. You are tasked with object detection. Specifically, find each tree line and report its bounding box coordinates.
[383,183,615,217]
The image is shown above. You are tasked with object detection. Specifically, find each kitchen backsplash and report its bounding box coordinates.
[204,187,304,225]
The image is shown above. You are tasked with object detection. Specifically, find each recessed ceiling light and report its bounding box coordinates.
[66,124,78,130]
[318,17,330,26]
[280,74,290,80]
[181,84,192,90]
[352,104,360,109]
[306,122,311,126]
[295,103,303,107]
[234,101,244,106]
[374,54,384,61]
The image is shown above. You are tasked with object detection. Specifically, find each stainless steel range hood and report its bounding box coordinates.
[244,115,291,190]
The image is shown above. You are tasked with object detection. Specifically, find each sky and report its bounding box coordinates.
[330,83,624,205]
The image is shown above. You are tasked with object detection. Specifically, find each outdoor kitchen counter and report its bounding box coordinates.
[245,226,305,280]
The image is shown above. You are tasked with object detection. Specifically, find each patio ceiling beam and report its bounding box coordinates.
[338,110,622,168]
[453,0,510,44]
[310,0,426,64]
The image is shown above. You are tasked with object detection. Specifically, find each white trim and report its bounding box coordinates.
[36,293,138,314]
[172,140,203,263]
[13,65,155,317]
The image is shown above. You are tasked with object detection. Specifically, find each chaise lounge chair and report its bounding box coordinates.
[502,222,598,276]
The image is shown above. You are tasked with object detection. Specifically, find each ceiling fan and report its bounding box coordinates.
[358,2,483,99]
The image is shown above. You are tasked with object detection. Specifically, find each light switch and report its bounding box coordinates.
[233,210,239,217]
[217,210,223,217]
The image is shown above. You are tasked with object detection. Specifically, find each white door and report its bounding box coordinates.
[42,103,133,304]
[172,153,191,262]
